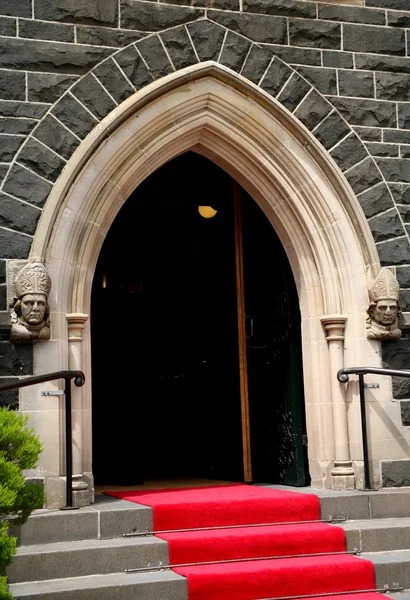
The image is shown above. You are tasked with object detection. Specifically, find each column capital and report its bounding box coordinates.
[66,313,88,342]
[320,315,347,342]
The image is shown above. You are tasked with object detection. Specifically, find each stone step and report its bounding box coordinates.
[7,536,168,584]
[364,549,410,590]
[8,570,187,600]
[9,497,152,546]
[340,517,410,552]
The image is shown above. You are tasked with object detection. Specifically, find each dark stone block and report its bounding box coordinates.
[0,192,41,235]
[390,183,410,204]
[376,72,410,101]
[0,135,24,162]
[0,261,5,284]
[396,265,410,287]
[355,53,410,75]
[160,27,198,71]
[76,26,144,47]
[398,105,410,129]
[384,130,410,144]
[382,338,410,370]
[398,205,410,222]
[33,115,80,161]
[314,111,352,151]
[345,157,382,195]
[243,0,316,18]
[377,158,410,183]
[294,91,332,131]
[3,163,52,207]
[0,386,19,409]
[267,45,321,67]
[294,66,337,95]
[34,0,118,26]
[208,11,286,45]
[322,51,354,69]
[241,44,272,85]
[115,45,153,89]
[381,460,410,488]
[367,0,410,9]
[27,73,77,104]
[0,117,37,135]
[0,0,31,17]
[19,19,74,42]
[0,342,33,376]
[277,73,311,112]
[137,36,174,79]
[399,289,410,312]
[343,23,405,56]
[0,228,31,258]
[0,70,25,101]
[368,208,404,242]
[219,30,252,73]
[338,70,374,99]
[400,147,410,159]
[0,285,5,310]
[356,183,394,218]
[121,1,203,31]
[318,4,385,25]
[0,38,112,74]
[259,57,292,98]
[377,238,410,266]
[17,138,66,182]
[72,73,116,120]
[93,58,135,104]
[187,20,226,62]
[401,400,410,423]
[0,164,8,184]
[366,142,399,157]
[0,100,49,119]
[330,98,397,128]
[330,133,368,172]
[388,11,410,28]
[0,16,16,36]
[288,18,341,50]
[354,127,382,142]
[52,94,98,139]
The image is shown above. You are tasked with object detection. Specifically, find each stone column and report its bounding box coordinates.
[321,315,355,490]
[66,313,90,506]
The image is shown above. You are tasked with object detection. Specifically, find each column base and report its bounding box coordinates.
[331,461,355,490]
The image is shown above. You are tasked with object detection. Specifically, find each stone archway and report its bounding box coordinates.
[26,61,383,506]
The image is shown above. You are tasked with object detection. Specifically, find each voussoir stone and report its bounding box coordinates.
[0,193,41,236]
[114,45,153,90]
[17,137,66,182]
[52,94,98,139]
[356,183,394,219]
[241,44,272,85]
[3,164,52,208]
[71,74,116,120]
[219,30,252,73]
[368,208,405,243]
[293,90,332,131]
[160,27,198,71]
[186,21,226,62]
[93,58,135,104]
[313,111,351,151]
[345,156,382,195]
[259,58,292,98]
[295,66,337,95]
[137,36,174,79]
[329,133,368,172]
[277,73,311,112]
[377,237,410,266]
[33,115,80,161]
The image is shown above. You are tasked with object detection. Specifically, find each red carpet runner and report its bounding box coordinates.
[106,484,384,600]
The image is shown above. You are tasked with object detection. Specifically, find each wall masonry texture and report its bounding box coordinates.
[1,0,410,468]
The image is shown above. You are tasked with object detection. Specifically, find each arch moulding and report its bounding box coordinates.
[28,62,384,506]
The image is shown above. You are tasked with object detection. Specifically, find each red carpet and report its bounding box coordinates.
[106,484,383,600]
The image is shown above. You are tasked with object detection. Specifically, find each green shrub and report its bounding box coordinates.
[0,406,44,599]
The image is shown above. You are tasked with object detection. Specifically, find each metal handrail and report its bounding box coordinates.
[0,370,85,509]
[337,366,410,490]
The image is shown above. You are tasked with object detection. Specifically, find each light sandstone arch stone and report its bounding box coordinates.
[26,62,386,506]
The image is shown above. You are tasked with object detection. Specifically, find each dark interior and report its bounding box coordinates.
[91,151,308,487]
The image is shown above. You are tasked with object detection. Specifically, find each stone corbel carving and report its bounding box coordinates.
[10,260,51,343]
[366,268,401,340]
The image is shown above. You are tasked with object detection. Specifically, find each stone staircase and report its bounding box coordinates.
[7,486,410,600]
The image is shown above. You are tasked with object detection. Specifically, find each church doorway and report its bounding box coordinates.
[91,151,308,488]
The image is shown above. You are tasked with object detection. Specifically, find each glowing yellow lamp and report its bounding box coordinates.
[198,206,217,219]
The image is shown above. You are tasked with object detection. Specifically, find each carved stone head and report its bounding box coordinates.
[10,260,51,342]
[367,268,401,340]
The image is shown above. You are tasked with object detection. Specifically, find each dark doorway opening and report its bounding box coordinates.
[91,152,309,487]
